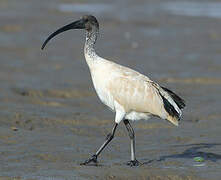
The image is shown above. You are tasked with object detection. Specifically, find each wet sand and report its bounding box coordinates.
[0,0,221,179]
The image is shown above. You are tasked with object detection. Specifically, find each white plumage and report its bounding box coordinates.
[42,15,185,166]
[87,55,181,125]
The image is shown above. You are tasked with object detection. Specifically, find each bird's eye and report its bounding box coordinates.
[85,18,89,23]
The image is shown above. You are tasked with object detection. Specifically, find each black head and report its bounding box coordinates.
[41,15,99,50]
[82,15,99,31]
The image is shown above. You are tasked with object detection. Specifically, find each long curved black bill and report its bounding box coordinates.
[41,19,85,50]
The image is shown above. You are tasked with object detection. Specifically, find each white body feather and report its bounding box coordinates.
[85,52,181,126]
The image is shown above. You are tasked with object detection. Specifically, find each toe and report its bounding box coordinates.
[127,159,140,166]
[80,155,98,165]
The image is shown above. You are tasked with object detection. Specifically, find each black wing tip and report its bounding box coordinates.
[161,86,186,109]
[160,93,180,120]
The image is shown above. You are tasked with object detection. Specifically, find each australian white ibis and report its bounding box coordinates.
[41,15,185,166]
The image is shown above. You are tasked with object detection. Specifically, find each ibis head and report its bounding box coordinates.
[41,15,99,50]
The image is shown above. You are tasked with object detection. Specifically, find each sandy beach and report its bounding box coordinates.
[0,0,221,179]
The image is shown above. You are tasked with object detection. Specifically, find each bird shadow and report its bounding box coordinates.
[142,143,221,165]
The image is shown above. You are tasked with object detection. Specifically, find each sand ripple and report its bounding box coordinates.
[12,87,94,98]
[160,77,221,85]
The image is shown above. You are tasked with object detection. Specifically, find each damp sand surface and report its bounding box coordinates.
[0,0,221,179]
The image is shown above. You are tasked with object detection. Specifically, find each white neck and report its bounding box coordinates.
[84,29,99,67]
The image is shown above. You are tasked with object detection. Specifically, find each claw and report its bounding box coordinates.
[127,159,140,166]
[80,155,98,165]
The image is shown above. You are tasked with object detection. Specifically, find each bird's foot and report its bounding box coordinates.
[127,159,140,166]
[80,155,98,165]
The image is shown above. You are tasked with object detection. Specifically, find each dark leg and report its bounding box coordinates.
[81,123,118,165]
[123,119,140,166]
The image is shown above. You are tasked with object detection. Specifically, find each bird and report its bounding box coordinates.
[41,15,185,166]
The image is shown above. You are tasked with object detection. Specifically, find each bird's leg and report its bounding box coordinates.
[80,123,118,165]
[123,119,140,166]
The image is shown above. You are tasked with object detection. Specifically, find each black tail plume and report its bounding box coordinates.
[159,93,180,120]
[161,86,185,109]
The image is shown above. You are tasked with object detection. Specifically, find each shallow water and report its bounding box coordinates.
[162,2,221,19]
[58,3,113,14]
[0,0,221,179]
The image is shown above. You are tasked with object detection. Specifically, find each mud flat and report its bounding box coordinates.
[0,0,221,179]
